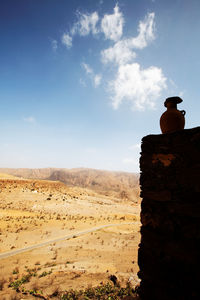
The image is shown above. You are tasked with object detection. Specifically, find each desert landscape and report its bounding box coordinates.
[0,169,141,299]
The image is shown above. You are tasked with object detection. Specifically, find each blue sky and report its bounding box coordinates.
[0,0,200,172]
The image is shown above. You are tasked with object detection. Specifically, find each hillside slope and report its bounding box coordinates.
[0,168,140,202]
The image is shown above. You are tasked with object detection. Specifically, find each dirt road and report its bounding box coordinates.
[0,222,135,260]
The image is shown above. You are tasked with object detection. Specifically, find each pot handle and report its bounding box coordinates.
[181,110,186,116]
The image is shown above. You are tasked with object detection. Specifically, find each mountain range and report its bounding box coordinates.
[0,168,140,202]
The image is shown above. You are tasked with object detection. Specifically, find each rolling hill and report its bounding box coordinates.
[0,168,140,202]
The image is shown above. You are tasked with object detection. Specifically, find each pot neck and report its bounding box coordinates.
[166,102,177,109]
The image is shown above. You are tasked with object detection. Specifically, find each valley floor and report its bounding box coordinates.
[0,177,141,299]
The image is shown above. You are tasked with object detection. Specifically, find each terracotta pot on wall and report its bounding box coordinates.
[160,96,186,134]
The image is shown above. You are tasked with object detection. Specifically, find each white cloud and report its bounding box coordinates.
[62,8,167,111]
[51,40,58,51]
[101,12,155,66]
[130,12,155,49]
[62,33,72,49]
[23,116,36,123]
[94,74,102,87]
[101,4,124,41]
[101,40,137,65]
[63,5,123,44]
[81,63,102,88]
[110,63,167,110]
[71,11,99,36]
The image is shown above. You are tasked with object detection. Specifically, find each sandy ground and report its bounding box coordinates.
[0,176,141,299]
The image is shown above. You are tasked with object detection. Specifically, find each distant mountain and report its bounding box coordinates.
[0,173,21,180]
[0,168,140,202]
[0,168,55,180]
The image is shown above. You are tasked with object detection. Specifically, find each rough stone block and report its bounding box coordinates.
[138,127,200,300]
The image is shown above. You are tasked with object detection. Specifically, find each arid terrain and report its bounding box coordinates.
[0,169,141,299]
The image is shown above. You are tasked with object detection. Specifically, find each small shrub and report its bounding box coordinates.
[38,270,52,278]
[12,267,19,274]
[9,274,31,290]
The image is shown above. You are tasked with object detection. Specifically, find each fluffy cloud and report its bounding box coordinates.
[130,12,155,49]
[110,63,167,110]
[101,4,124,41]
[62,7,167,111]
[101,12,166,111]
[101,12,155,65]
[63,5,124,46]
[62,33,72,48]
[71,11,99,36]
[101,40,136,65]
[61,11,99,50]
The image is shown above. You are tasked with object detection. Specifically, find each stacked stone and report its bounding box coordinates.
[138,127,200,300]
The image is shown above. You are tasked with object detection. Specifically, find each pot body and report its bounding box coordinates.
[160,107,185,134]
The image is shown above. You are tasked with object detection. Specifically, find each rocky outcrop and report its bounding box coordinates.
[138,127,200,300]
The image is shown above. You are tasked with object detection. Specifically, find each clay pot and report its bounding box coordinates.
[160,96,186,134]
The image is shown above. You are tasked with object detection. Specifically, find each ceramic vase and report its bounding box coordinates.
[160,96,186,134]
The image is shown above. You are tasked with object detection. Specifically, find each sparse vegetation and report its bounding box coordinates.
[9,274,32,290]
[59,282,139,299]
[7,281,139,300]
[38,270,52,278]
[0,172,140,298]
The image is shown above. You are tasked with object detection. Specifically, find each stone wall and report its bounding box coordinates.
[138,127,200,300]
